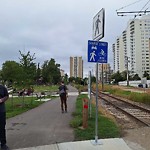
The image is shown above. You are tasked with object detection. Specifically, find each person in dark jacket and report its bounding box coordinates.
[58,81,68,113]
[0,83,9,150]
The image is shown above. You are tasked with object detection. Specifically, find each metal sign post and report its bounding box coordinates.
[88,8,107,145]
[95,62,99,143]
[102,63,104,91]
[141,77,147,93]
[88,71,92,118]
[88,40,108,145]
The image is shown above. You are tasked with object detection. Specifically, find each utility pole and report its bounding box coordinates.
[102,63,104,91]
[109,65,111,84]
[126,56,129,86]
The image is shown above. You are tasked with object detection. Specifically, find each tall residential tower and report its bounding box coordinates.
[113,15,150,78]
[70,56,83,78]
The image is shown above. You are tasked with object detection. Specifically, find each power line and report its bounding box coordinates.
[116,0,144,11]
[116,0,150,17]
[134,0,150,18]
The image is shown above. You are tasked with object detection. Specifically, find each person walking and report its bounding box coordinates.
[58,81,68,113]
[0,83,9,150]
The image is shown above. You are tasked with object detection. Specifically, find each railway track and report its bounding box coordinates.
[92,91,150,127]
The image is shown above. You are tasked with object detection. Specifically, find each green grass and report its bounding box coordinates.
[33,85,59,92]
[6,96,44,118]
[103,85,150,105]
[129,92,150,104]
[6,85,59,118]
[13,85,59,93]
[70,94,120,140]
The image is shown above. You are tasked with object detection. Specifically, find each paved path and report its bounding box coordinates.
[6,85,78,150]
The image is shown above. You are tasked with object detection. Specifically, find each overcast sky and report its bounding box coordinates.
[0,0,149,77]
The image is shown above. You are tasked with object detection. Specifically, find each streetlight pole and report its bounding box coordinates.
[102,63,104,91]
[126,56,129,86]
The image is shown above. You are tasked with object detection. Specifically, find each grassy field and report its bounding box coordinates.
[6,85,59,118]
[33,85,59,92]
[6,96,44,118]
[70,94,120,141]
[92,84,150,105]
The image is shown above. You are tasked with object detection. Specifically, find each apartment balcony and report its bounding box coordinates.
[130,30,134,33]
[130,21,134,25]
[122,31,126,34]
[130,25,134,28]
[130,26,135,31]
[130,44,134,47]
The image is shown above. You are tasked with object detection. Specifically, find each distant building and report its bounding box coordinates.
[60,69,65,77]
[97,63,112,83]
[113,15,150,78]
[70,56,83,78]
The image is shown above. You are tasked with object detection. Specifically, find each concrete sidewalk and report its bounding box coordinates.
[13,138,132,150]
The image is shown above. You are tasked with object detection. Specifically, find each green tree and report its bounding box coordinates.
[143,71,150,79]
[83,77,88,85]
[75,77,82,84]
[91,76,96,83]
[41,60,49,83]
[35,63,42,84]
[111,71,124,84]
[0,70,2,81]
[19,50,36,85]
[69,77,75,83]
[1,61,23,85]
[41,58,61,84]
[63,73,69,84]
[121,70,127,81]
[132,74,141,80]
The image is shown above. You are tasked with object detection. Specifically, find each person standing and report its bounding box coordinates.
[0,83,9,150]
[58,81,68,113]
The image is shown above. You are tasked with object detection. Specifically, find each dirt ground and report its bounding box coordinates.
[123,127,150,150]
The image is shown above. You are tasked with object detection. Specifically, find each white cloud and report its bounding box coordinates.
[0,0,149,76]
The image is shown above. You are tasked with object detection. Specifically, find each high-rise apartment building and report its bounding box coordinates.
[70,56,83,78]
[98,63,111,83]
[113,15,150,78]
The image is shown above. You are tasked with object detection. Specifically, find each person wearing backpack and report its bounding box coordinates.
[58,81,68,113]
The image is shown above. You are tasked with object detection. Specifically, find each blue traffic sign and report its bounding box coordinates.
[88,40,108,63]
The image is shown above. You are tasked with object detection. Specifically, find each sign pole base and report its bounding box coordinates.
[91,136,103,145]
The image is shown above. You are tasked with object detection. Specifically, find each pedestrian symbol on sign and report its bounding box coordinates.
[92,8,105,41]
[90,51,96,61]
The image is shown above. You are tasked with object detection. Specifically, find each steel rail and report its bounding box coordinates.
[101,92,150,114]
[92,91,150,127]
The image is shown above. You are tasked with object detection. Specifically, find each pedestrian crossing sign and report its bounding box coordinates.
[88,40,108,63]
[93,8,105,41]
